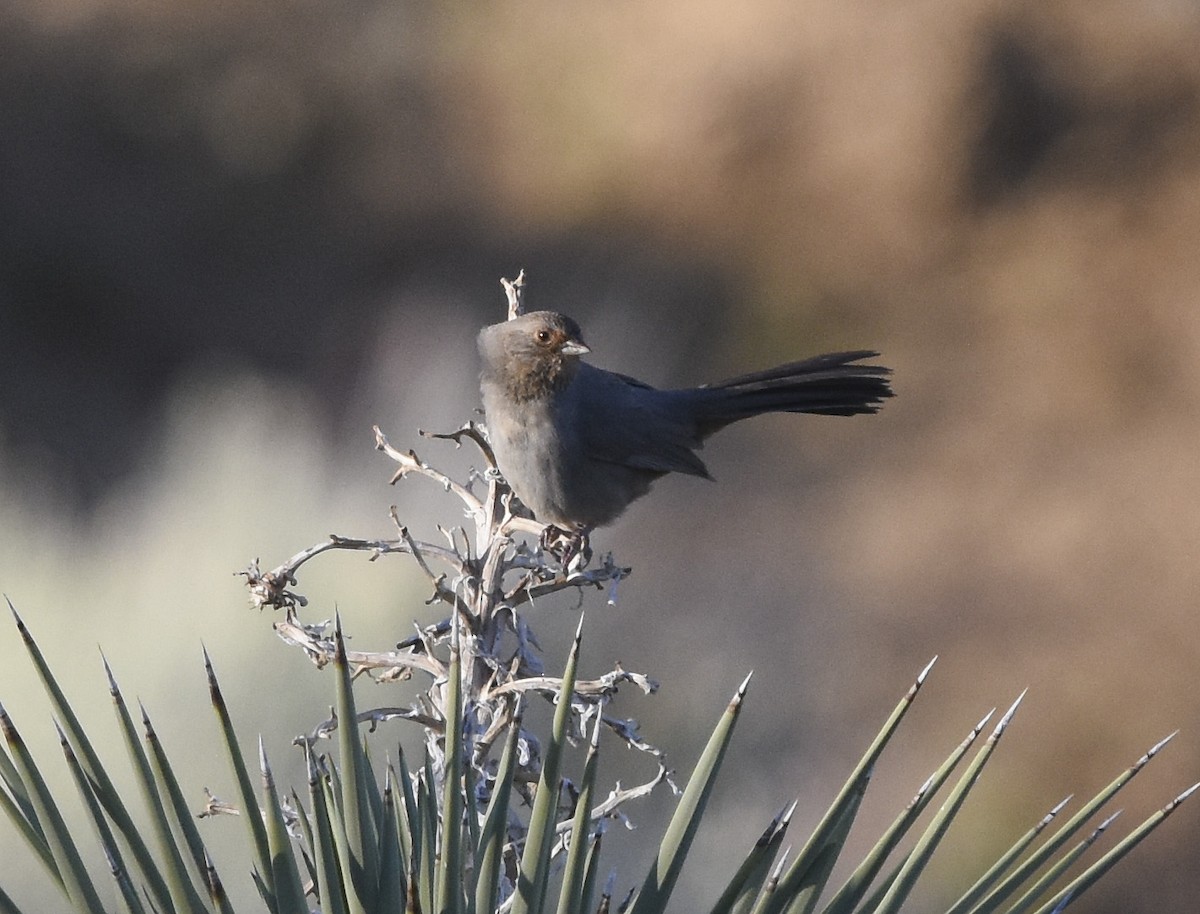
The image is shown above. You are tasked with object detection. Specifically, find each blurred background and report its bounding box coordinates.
[2,0,1199,911]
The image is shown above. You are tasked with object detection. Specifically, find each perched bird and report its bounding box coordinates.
[478,310,892,537]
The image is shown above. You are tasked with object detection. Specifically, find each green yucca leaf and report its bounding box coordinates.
[0,745,58,885]
[326,757,371,914]
[105,842,147,914]
[476,700,524,914]
[436,617,466,914]
[363,745,385,840]
[873,690,1026,914]
[751,851,785,912]
[105,663,208,914]
[251,867,272,909]
[258,739,309,914]
[140,705,219,891]
[378,771,406,914]
[462,741,482,899]
[823,708,995,914]
[55,721,144,914]
[305,747,350,914]
[758,658,938,914]
[323,754,369,914]
[630,671,751,914]
[1029,781,1199,914]
[941,793,1071,914]
[419,750,438,914]
[327,756,346,820]
[854,850,906,914]
[0,704,106,914]
[203,852,235,914]
[9,606,174,913]
[333,614,380,908]
[288,788,318,892]
[392,753,416,882]
[512,617,584,914]
[554,712,604,914]
[1001,810,1121,914]
[0,730,38,843]
[579,830,604,914]
[963,730,1177,914]
[708,802,796,914]
[205,647,275,905]
[0,881,24,914]
[783,790,864,914]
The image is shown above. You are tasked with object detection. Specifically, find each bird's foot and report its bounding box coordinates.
[539,525,593,572]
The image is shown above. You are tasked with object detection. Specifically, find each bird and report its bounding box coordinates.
[478,310,892,544]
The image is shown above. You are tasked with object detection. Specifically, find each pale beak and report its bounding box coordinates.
[560,340,590,356]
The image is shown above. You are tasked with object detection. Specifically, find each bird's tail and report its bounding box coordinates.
[693,350,893,436]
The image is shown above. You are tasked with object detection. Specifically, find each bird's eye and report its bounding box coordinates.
[535,329,552,344]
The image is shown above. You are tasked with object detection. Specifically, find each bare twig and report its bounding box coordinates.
[420,421,497,468]
[553,763,675,837]
[485,668,658,703]
[274,610,445,678]
[375,425,486,523]
[502,270,527,320]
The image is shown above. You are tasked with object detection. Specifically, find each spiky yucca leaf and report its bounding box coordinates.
[554,712,604,914]
[0,705,106,914]
[708,802,795,914]
[304,745,349,914]
[476,702,524,914]
[257,741,309,914]
[205,648,275,905]
[9,605,175,913]
[106,668,208,914]
[939,793,1072,914]
[287,787,319,899]
[332,614,380,909]
[0,734,58,886]
[957,730,1178,914]
[436,617,466,914]
[579,830,605,914]
[1001,809,1122,914]
[512,617,584,914]
[419,749,438,913]
[630,672,751,914]
[376,772,406,913]
[393,748,418,885]
[783,790,862,914]
[141,705,222,896]
[54,724,143,914]
[0,720,45,869]
[750,658,937,914]
[874,691,1027,914]
[1029,782,1199,914]
[820,708,994,914]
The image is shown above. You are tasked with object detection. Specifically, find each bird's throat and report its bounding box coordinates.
[504,356,575,403]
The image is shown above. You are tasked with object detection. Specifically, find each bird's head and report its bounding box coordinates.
[478,311,590,400]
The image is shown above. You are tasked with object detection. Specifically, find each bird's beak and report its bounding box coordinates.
[560,340,590,356]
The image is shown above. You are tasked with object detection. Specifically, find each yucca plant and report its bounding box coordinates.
[0,274,1194,914]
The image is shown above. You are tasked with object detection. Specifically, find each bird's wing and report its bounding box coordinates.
[569,365,712,478]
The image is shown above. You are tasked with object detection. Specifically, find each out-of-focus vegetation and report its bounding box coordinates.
[1,2,1198,912]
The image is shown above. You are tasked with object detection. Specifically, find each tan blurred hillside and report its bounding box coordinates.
[1,1,1199,912]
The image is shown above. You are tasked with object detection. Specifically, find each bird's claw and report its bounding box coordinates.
[539,525,592,572]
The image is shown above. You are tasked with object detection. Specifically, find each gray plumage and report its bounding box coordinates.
[478,310,892,531]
